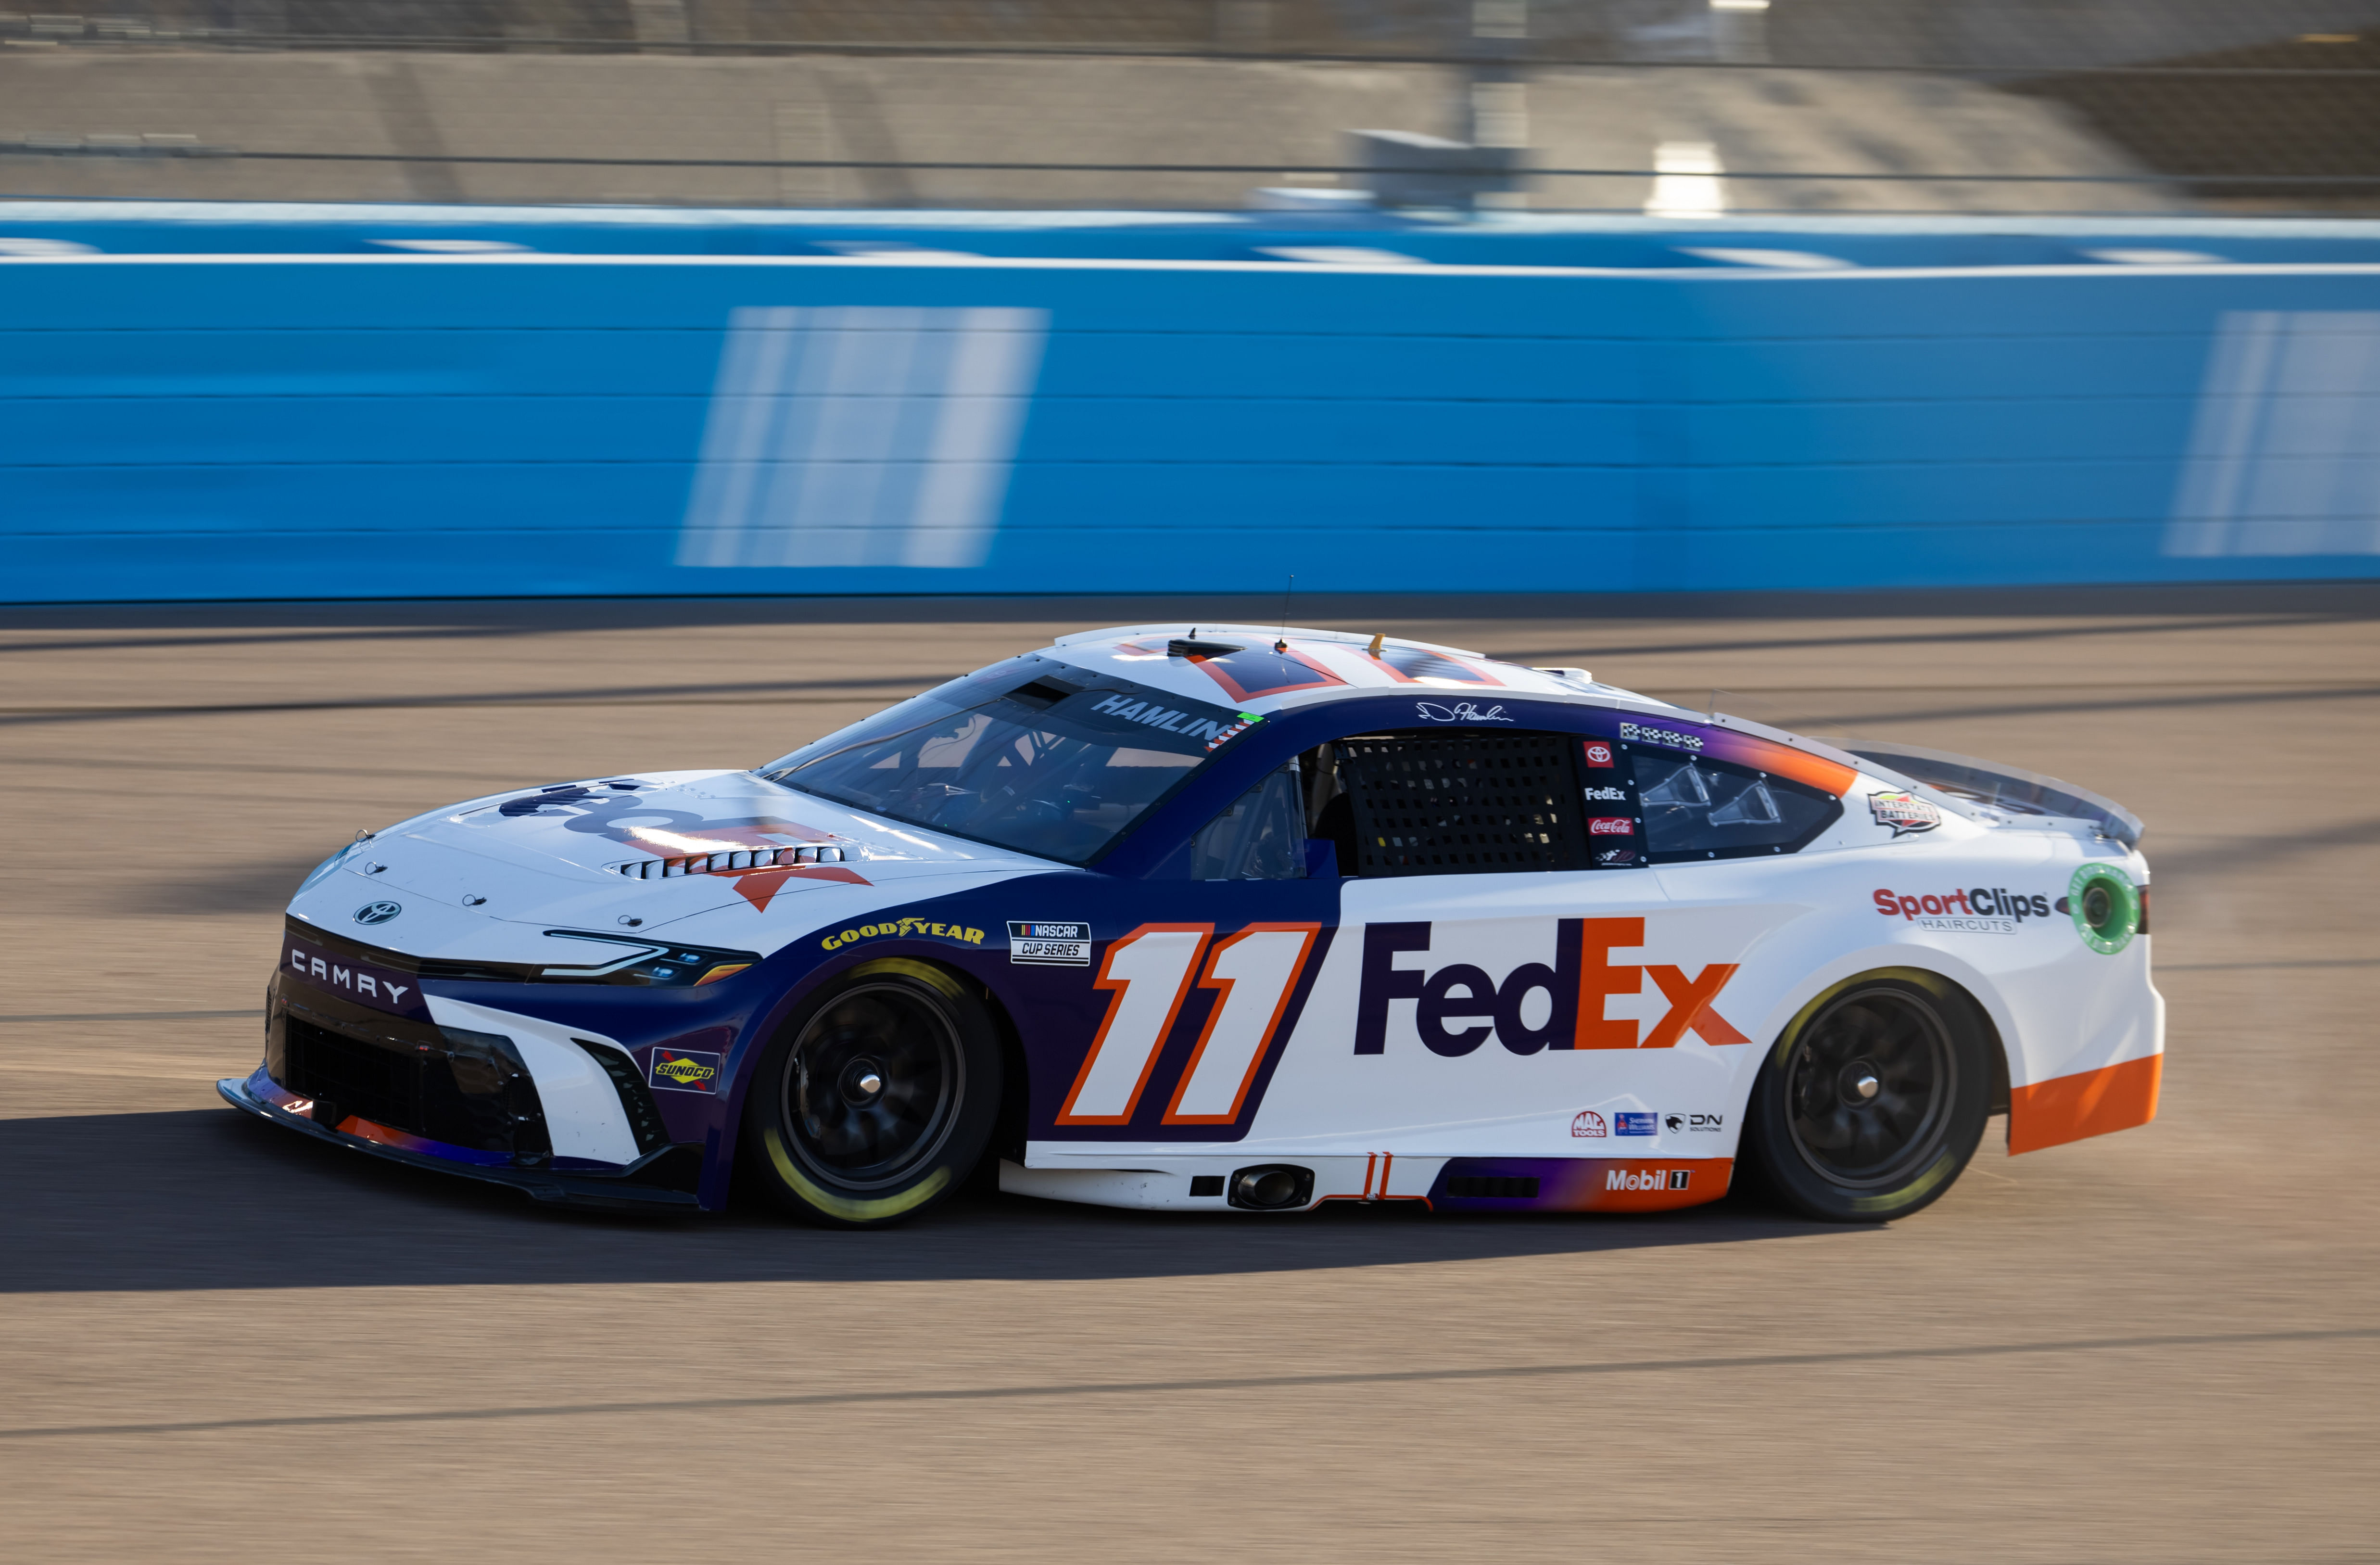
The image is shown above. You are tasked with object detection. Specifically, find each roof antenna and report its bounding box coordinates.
[1275,574,1293,653]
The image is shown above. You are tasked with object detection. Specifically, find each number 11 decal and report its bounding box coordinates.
[1165,925,1320,1124]
[1056,922,1322,1129]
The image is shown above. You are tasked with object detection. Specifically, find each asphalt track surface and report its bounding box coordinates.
[3,588,2376,1563]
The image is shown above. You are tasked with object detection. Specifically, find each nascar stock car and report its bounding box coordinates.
[223,624,2160,1227]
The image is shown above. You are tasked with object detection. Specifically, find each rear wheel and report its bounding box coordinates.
[743,961,1000,1228]
[1742,975,1989,1222]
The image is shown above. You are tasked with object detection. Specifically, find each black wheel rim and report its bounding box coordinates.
[1783,987,1956,1190]
[779,982,962,1191]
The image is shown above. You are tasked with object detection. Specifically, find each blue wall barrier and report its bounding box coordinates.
[3,206,2377,601]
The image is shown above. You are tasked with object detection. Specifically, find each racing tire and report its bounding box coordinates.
[1740,974,1990,1223]
[742,959,1002,1229]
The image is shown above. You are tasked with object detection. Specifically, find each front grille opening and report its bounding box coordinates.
[1447,1175,1542,1199]
[578,1039,672,1157]
[274,1012,552,1164]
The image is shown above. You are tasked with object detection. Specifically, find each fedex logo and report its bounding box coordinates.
[1354,919,1748,1057]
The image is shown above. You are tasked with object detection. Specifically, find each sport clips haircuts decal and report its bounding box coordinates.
[1874,886,2051,934]
[1355,919,1747,1056]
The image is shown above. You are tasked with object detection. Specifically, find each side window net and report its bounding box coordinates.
[1334,730,1589,876]
[1631,751,1840,861]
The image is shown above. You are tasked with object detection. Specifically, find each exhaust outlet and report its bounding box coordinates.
[1228,1164,1314,1211]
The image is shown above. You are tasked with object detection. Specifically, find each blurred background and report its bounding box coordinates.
[5,8,2380,1561]
[1,0,2376,213]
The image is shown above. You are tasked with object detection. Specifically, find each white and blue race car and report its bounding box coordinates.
[224,624,2161,1226]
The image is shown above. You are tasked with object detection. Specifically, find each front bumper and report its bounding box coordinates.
[219,1066,701,1211]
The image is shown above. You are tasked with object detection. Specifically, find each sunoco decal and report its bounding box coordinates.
[648,1048,722,1094]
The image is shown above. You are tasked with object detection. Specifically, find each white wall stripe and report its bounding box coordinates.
[2164,311,2380,558]
[5,252,2380,281]
[675,305,1047,571]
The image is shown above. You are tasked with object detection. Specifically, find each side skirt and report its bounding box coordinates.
[1002,1154,1732,1214]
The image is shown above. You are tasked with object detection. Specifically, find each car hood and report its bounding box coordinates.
[286,768,1057,956]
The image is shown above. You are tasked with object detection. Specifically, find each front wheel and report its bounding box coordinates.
[1741,975,1990,1222]
[742,961,1001,1228]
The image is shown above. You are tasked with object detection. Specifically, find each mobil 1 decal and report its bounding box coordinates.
[1038,921,1339,1141]
[1356,917,1749,1056]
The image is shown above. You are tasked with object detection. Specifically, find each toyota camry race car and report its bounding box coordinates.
[223,624,2160,1227]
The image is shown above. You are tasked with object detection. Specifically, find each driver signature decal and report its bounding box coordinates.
[1414,700,1514,724]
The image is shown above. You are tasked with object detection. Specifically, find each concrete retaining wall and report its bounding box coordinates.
[4,211,2377,601]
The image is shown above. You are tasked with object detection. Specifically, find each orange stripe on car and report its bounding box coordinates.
[2009,1054,2162,1154]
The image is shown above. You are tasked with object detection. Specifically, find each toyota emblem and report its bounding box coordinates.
[354,901,402,925]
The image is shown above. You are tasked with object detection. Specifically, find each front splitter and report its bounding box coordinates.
[217,1069,701,1212]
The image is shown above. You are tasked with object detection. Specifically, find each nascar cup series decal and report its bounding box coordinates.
[1009,921,1093,966]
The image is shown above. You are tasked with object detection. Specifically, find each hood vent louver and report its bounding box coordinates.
[610,845,848,881]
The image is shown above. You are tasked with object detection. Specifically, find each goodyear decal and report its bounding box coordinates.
[822,916,987,952]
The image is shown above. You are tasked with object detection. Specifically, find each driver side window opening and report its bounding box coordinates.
[1187,760,1309,881]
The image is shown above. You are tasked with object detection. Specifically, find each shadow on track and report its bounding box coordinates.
[3,1107,1847,1294]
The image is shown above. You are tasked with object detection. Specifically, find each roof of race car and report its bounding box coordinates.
[1043,623,1651,715]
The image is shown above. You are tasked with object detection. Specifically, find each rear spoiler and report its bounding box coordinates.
[1842,741,2143,850]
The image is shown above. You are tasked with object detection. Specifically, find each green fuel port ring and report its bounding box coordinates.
[2068,862,2140,955]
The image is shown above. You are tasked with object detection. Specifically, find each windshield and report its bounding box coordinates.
[755,657,1257,864]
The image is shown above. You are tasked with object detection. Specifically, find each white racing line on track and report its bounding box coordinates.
[3,1326,2373,1442]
